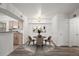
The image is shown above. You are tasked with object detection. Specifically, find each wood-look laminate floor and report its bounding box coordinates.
[8,44,79,56]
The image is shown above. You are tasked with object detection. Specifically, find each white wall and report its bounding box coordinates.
[51,15,69,46]
[23,17,29,44]
[70,17,79,46]
[57,15,69,46]
[51,16,58,46]
[68,8,79,46]
[0,32,13,56]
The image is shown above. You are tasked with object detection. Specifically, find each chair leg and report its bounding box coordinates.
[53,43,57,47]
[51,41,57,47]
[33,41,34,45]
[49,41,51,45]
[28,41,30,45]
[45,40,47,45]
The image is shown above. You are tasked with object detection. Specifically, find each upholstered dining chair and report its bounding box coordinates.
[45,36,56,47]
[36,35,43,47]
[27,36,35,45]
[45,36,51,45]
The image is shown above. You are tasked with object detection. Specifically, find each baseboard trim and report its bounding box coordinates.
[59,46,79,47]
[71,46,79,47]
[59,46,69,47]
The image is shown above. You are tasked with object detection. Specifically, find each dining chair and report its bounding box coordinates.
[36,35,43,47]
[45,36,51,45]
[27,36,35,45]
[45,36,57,47]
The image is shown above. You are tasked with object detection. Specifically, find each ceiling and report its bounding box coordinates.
[13,3,79,18]
[0,12,16,23]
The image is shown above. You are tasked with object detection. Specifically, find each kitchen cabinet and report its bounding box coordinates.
[9,21,18,30]
[9,20,23,30]
[13,31,23,45]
